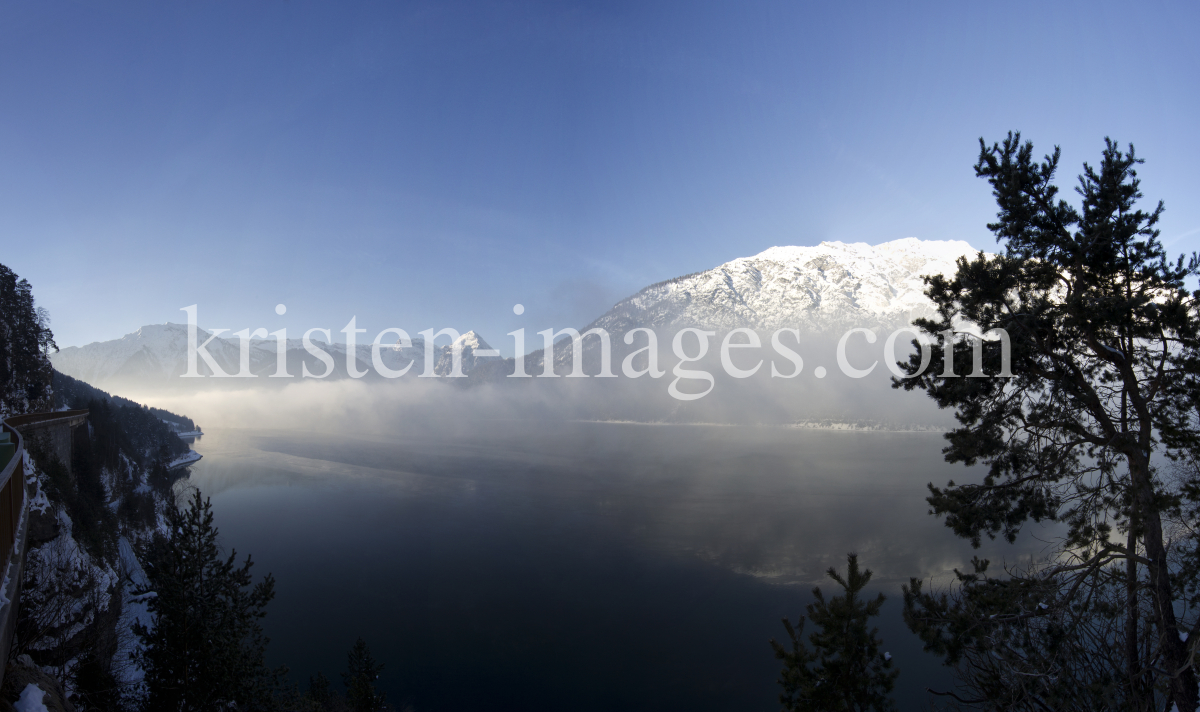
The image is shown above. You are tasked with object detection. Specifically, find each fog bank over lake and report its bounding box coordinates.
[169,397,1058,710]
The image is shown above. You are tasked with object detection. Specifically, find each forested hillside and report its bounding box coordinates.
[54,369,198,442]
[1,263,387,711]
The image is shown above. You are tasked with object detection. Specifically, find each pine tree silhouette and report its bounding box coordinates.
[771,554,897,712]
[343,637,387,712]
[134,490,279,711]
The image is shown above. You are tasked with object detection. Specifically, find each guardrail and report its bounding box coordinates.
[0,409,89,688]
[5,409,90,429]
[0,419,25,587]
[0,416,28,689]
[5,409,89,473]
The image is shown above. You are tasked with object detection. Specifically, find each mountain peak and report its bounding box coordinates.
[586,237,984,335]
[452,330,493,352]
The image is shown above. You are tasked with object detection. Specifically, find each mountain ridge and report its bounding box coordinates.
[582,237,978,336]
[52,238,982,389]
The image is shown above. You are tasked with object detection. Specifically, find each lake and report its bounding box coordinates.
[185,421,1050,711]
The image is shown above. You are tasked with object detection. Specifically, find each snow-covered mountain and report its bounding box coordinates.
[587,237,978,335]
[524,237,980,374]
[51,323,500,390]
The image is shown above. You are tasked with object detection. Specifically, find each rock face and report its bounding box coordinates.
[433,331,499,375]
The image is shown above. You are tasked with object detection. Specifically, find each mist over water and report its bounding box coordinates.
[143,380,1061,711]
[131,330,957,430]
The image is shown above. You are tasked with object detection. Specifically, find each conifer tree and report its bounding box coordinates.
[305,672,334,710]
[0,262,55,416]
[134,490,280,711]
[771,554,897,712]
[895,134,1200,710]
[342,638,386,712]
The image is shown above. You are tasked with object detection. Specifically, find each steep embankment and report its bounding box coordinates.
[12,372,202,709]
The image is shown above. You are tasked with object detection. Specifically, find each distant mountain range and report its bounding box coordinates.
[52,238,980,390]
[51,324,500,389]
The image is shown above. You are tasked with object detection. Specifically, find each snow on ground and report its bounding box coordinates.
[14,684,48,712]
[114,536,153,693]
[167,450,202,469]
[21,508,120,648]
[20,455,120,659]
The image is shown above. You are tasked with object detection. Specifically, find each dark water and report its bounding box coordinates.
[186,422,1052,711]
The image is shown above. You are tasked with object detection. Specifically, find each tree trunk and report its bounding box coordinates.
[1131,455,1198,711]
[1126,527,1145,710]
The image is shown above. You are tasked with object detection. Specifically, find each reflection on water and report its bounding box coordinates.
[185,422,1057,711]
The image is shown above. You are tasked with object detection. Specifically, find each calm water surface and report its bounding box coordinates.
[185,422,1050,711]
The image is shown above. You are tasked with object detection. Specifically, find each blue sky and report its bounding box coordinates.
[3,1,1198,353]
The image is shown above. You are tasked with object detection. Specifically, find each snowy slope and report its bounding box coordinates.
[586,238,979,335]
[523,237,981,375]
[51,323,215,384]
[434,331,501,374]
[51,324,499,389]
